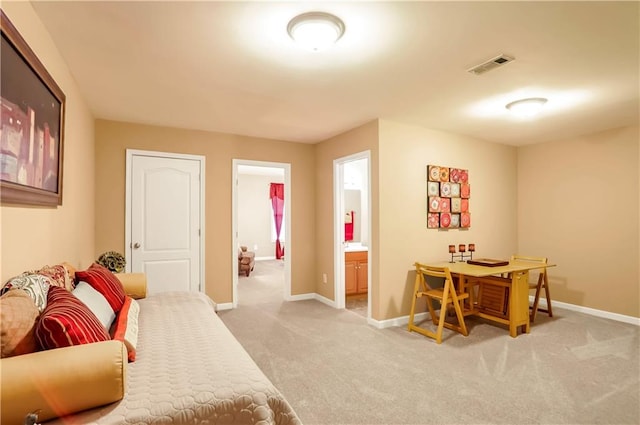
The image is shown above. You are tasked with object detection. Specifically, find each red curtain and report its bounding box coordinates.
[270,183,285,259]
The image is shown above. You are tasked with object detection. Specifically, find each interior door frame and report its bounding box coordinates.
[125,149,206,292]
[231,159,292,308]
[333,150,371,320]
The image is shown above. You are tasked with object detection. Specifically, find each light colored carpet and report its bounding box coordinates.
[237,259,286,304]
[220,261,639,425]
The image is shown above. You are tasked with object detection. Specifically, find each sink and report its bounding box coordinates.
[345,243,368,252]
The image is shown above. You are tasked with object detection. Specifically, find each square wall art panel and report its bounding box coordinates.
[427,165,471,229]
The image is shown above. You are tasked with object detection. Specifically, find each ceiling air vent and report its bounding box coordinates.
[467,54,515,75]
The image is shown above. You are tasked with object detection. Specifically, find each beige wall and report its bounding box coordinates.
[95,120,315,304]
[0,2,95,281]
[377,120,518,320]
[314,119,518,321]
[3,2,636,322]
[518,125,639,317]
[314,121,379,314]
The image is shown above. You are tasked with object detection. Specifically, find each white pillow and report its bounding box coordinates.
[72,281,116,331]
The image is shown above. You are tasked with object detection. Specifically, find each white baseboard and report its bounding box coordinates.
[368,312,430,329]
[313,293,336,307]
[219,293,639,327]
[287,292,336,307]
[372,299,640,328]
[532,296,640,326]
[287,292,315,302]
[215,302,233,311]
[369,299,640,329]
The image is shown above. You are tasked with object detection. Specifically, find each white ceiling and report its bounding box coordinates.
[31,1,639,146]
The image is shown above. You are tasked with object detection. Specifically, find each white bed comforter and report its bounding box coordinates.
[49,291,301,425]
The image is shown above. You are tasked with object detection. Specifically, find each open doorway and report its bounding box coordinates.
[232,160,292,308]
[334,151,371,321]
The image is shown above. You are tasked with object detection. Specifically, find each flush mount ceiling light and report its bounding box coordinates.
[287,12,345,51]
[505,97,548,118]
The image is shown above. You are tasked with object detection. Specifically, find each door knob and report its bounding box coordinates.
[132,242,141,249]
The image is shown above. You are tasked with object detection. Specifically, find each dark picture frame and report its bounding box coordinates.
[1,9,65,207]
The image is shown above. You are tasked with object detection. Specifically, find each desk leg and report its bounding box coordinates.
[456,274,475,315]
[509,270,530,337]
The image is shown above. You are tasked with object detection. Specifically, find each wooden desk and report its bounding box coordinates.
[424,260,555,337]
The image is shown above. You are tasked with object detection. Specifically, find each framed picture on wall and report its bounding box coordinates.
[427,164,470,229]
[0,10,65,206]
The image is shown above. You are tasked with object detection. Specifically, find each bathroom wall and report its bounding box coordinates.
[344,158,369,245]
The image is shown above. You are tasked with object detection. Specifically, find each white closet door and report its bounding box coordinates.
[129,153,202,295]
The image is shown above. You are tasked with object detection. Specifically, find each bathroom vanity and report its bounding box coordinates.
[345,247,368,295]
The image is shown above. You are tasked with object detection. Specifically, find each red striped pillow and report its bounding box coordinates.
[76,263,126,313]
[35,286,110,350]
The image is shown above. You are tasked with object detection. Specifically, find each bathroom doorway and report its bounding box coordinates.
[333,151,371,321]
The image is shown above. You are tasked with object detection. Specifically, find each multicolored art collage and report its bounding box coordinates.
[427,165,470,229]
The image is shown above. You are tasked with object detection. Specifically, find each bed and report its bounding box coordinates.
[47,291,301,424]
